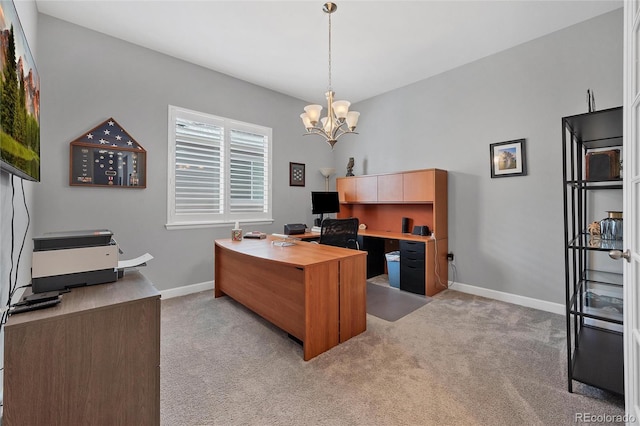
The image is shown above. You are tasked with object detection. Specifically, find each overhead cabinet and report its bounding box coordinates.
[403,170,435,202]
[377,173,403,202]
[337,169,440,204]
[356,176,378,202]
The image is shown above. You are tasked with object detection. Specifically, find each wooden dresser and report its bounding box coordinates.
[3,271,160,425]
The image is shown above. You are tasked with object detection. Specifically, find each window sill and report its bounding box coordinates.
[165,219,274,231]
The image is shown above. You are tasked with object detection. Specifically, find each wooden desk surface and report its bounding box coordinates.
[215,236,366,267]
[295,229,437,243]
[4,269,160,426]
[358,229,436,243]
[5,270,160,327]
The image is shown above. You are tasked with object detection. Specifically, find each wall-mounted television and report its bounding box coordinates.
[0,0,40,182]
[311,191,340,214]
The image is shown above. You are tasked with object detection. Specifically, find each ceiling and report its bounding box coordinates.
[35,0,622,104]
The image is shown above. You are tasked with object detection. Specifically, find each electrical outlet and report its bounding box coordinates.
[447,252,454,261]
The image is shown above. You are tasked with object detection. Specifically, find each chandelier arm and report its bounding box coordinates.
[304,128,331,140]
[332,125,353,140]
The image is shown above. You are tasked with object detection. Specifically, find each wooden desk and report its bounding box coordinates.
[214,236,367,360]
[3,271,161,426]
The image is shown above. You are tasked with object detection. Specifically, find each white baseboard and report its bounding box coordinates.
[159,279,564,316]
[160,280,214,299]
[447,281,565,316]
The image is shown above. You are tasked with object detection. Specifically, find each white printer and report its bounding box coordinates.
[32,229,120,293]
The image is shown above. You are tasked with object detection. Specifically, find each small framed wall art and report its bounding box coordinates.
[490,138,527,178]
[289,162,305,186]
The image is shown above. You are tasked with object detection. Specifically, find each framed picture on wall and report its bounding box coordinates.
[490,139,527,178]
[69,118,147,188]
[289,162,305,186]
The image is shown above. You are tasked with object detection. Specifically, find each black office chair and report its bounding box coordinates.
[319,218,360,249]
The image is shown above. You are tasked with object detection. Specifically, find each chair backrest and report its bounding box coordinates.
[319,218,359,249]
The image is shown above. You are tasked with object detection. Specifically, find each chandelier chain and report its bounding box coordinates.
[328,10,332,92]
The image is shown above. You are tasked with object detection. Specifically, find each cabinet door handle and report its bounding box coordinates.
[609,249,631,262]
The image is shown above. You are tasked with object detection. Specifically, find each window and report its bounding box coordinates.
[167,106,272,229]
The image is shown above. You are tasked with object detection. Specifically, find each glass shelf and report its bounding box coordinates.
[570,289,623,324]
[569,234,623,251]
[565,179,622,190]
[583,269,623,286]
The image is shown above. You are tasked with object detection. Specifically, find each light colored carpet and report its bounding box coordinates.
[160,289,624,425]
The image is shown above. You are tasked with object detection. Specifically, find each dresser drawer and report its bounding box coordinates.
[400,256,424,268]
[400,240,425,255]
[400,241,425,265]
[400,262,425,295]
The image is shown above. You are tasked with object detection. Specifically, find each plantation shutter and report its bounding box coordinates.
[174,117,224,217]
[167,106,272,228]
[229,128,268,214]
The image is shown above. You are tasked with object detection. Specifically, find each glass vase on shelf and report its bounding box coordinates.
[600,211,623,241]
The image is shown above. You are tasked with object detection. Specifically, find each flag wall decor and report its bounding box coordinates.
[69,117,146,188]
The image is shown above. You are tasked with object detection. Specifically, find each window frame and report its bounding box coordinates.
[166,105,273,230]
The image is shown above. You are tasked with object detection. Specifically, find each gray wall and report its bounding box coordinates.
[36,15,333,291]
[332,9,623,304]
[35,8,622,305]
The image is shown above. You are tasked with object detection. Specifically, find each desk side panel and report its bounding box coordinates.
[339,255,367,341]
[304,262,340,360]
[215,244,305,339]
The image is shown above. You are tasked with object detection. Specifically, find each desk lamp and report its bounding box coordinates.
[319,167,335,191]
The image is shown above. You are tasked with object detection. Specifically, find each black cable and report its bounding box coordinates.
[1,177,16,326]
[14,178,30,297]
[6,176,16,308]
[1,178,31,327]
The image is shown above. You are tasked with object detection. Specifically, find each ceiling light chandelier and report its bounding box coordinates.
[300,2,360,149]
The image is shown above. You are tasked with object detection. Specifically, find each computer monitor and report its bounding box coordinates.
[311,191,340,215]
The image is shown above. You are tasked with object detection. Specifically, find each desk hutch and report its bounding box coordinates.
[336,168,448,296]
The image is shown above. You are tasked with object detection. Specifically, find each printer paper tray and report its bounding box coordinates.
[32,269,118,294]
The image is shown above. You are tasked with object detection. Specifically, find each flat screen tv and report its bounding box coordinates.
[0,0,40,182]
[311,191,340,214]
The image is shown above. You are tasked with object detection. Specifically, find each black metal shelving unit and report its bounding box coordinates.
[562,106,624,395]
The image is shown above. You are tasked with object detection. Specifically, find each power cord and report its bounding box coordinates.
[432,235,449,290]
[449,260,458,287]
[1,176,31,327]
[6,175,16,312]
